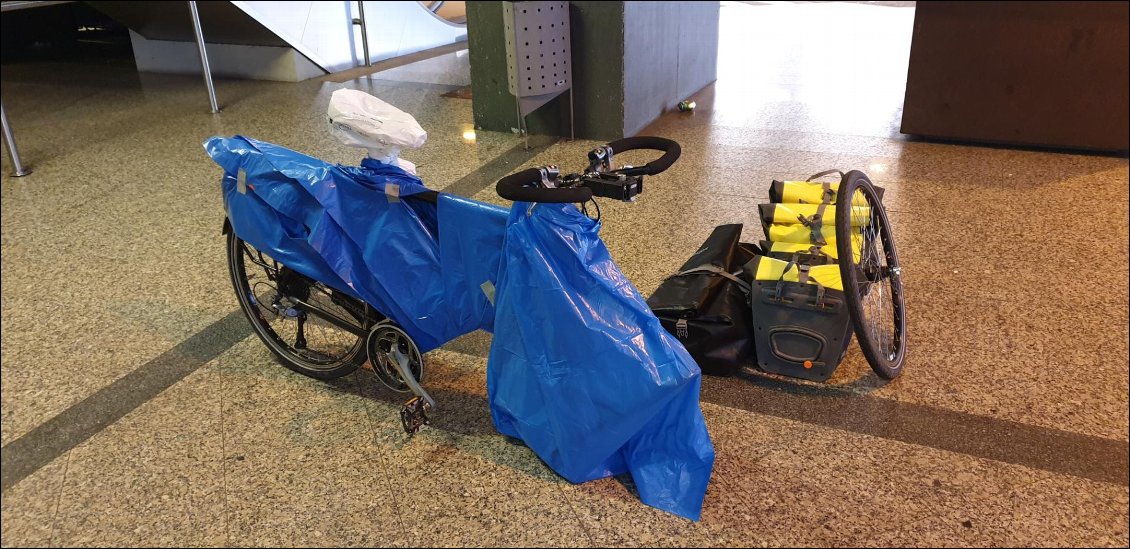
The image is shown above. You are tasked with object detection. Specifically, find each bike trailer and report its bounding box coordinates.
[647,224,758,376]
[750,171,891,382]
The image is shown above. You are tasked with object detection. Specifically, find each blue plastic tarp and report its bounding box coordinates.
[488,202,715,520]
[205,136,714,520]
[205,135,504,351]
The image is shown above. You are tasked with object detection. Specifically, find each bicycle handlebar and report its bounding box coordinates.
[495,136,680,203]
[496,168,593,204]
[605,136,681,176]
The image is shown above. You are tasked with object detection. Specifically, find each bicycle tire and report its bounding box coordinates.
[227,231,365,380]
[835,171,907,379]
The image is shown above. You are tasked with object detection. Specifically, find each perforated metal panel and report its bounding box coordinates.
[503,1,571,116]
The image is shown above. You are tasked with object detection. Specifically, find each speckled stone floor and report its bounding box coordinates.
[2,2,1127,547]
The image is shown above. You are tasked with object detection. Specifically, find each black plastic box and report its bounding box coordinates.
[748,280,852,382]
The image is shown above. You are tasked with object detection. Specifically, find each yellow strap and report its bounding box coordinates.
[766,203,870,226]
[750,256,843,291]
[764,240,840,261]
[767,223,838,244]
[763,239,865,263]
[780,181,869,206]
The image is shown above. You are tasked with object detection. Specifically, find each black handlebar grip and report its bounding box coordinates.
[495,167,594,203]
[605,136,681,175]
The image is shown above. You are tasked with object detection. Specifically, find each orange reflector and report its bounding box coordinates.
[803,360,813,369]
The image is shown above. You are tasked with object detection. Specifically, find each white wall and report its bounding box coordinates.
[129,30,324,82]
[231,1,467,73]
[127,1,466,81]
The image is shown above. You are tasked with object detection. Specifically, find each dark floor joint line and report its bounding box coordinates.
[443,341,1129,485]
[0,311,252,493]
[441,135,559,198]
[701,372,1130,487]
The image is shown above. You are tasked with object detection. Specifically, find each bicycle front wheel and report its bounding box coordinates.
[835,171,907,379]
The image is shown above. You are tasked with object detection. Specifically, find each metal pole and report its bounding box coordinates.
[515,99,528,150]
[568,87,575,141]
[188,1,219,113]
[357,1,371,67]
[1,101,31,177]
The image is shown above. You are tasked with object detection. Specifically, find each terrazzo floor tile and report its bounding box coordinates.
[49,365,225,548]
[862,475,1130,547]
[221,444,403,548]
[0,457,68,548]
[867,291,1130,440]
[0,60,524,450]
[457,435,595,548]
[215,338,406,547]
[695,403,1106,547]
[350,352,527,548]
[0,296,198,446]
[218,338,376,455]
[375,350,596,548]
[557,476,719,548]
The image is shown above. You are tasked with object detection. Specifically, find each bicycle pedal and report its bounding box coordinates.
[400,396,431,435]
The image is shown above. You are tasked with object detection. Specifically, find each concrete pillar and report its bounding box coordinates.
[468,1,719,141]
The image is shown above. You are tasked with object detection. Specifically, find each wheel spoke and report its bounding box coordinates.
[230,235,362,373]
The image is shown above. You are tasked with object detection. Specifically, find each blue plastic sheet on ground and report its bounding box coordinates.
[206,136,714,520]
[487,202,715,520]
[204,135,505,350]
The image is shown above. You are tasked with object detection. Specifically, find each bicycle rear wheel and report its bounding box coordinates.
[835,171,906,379]
[226,231,366,379]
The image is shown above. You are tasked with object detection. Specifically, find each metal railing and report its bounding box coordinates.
[353,1,371,67]
[2,101,31,177]
[188,1,220,113]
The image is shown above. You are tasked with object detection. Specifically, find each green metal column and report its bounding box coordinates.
[467,1,626,141]
[468,2,719,141]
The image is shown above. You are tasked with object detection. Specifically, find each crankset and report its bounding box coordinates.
[365,322,436,434]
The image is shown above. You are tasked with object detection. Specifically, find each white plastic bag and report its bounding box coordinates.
[327,89,427,173]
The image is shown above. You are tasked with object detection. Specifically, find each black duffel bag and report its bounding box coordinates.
[647,224,757,376]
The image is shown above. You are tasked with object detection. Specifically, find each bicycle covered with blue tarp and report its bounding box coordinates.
[204,89,713,520]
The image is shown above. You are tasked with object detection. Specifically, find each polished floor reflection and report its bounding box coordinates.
[711,1,914,137]
[2,2,1127,547]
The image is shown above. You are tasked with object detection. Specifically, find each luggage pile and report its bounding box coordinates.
[648,170,901,382]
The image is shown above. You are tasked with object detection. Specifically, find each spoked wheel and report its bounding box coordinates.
[835,171,906,379]
[227,231,366,379]
[365,322,424,393]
